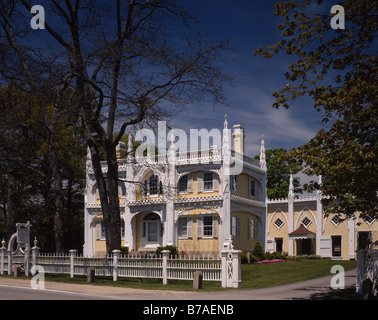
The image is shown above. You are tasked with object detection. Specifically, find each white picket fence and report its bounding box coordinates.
[36,250,222,282]
[1,243,240,287]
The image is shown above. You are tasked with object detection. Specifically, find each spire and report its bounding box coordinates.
[222,113,230,157]
[259,134,266,171]
[288,173,294,198]
[168,122,175,163]
[127,129,134,160]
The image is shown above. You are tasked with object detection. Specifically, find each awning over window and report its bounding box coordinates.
[289,224,316,239]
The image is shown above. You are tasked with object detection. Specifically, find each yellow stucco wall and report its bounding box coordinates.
[231,211,260,252]
[232,173,259,201]
[267,205,289,253]
[177,208,220,255]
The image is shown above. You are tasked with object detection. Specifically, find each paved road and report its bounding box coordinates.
[0,269,356,300]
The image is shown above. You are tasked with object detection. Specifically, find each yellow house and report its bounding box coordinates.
[83,116,267,257]
[266,175,378,260]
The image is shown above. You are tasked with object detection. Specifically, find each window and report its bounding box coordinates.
[197,172,218,192]
[301,217,311,228]
[203,216,213,236]
[274,218,284,230]
[177,216,193,239]
[204,173,213,191]
[142,174,162,196]
[249,179,256,197]
[179,175,188,193]
[231,175,238,192]
[331,215,341,227]
[97,219,125,240]
[248,217,257,240]
[149,175,158,195]
[231,215,240,238]
[121,219,125,239]
[119,182,126,198]
[197,214,218,238]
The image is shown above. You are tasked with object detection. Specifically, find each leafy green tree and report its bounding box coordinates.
[255,148,301,199]
[0,1,230,254]
[254,0,377,219]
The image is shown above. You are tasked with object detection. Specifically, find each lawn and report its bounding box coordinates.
[240,259,356,289]
[2,259,356,292]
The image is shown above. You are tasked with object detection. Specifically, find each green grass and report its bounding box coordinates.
[240,259,356,289]
[1,259,356,292]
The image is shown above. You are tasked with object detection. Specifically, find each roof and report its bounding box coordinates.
[289,224,316,239]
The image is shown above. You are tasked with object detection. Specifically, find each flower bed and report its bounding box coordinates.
[255,259,285,264]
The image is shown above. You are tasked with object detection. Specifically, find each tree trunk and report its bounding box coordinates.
[47,130,64,253]
[86,137,121,255]
[5,166,17,239]
[104,143,122,255]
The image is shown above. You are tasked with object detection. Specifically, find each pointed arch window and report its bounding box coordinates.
[142,173,163,197]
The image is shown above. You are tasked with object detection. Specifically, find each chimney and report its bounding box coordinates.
[232,124,245,155]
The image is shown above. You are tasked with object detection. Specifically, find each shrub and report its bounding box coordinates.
[156,245,178,257]
[241,252,249,264]
[252,241,264,260]
[120,246,129,255]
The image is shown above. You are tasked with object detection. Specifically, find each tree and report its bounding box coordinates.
[254,0,377,220]
[0,87,86,251]
[0,1,231,254]
[256,149,302,199]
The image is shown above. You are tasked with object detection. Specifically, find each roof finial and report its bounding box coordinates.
[259,134,266,171]
[224,113,228,129]
[127,129,134,159]
[288,173,294,198]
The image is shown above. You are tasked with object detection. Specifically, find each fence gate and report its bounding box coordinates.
[0,221,31,276]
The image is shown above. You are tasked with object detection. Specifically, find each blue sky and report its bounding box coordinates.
[171,0,327,157]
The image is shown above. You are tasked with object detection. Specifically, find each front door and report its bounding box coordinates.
[147,221,158,242]
[332,236,342,257]
[139,212,161,250]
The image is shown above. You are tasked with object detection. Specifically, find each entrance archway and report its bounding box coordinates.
[139,212,162,251]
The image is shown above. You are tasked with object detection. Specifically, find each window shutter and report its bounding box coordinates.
[197,173,203,192]
[248,217,252,239]
[96,220,101,240]
[197,216,203,238]
[187,216,193,238]
[212,216,218,238]
[213,175,219,191]
[143,180,147,196]
[237,216,241,238]
[188,174,193,192]
[142,221,146,238]
[248,178,252,197]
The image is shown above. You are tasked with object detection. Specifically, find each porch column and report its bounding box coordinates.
[288,174,294,256]
[316,175,323,256]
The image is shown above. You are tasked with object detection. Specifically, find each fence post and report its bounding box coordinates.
[69,249,77,278]
[31,238,40,267]
[221,249,242,288]
[356,249,366,294]
[7,248,13,276]
[0,239,6,275]
[113,250,121,281]
[162,250,169,285]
